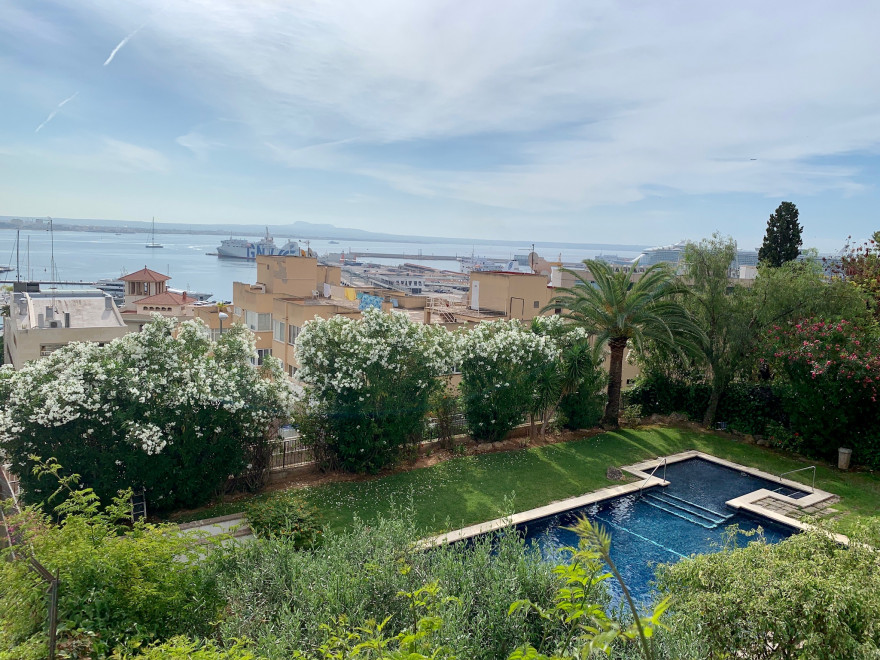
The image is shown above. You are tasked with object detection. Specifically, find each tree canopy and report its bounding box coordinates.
[546,259,698,428]
[758,201,802,267]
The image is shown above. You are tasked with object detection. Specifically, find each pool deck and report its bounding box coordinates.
[421,450,848,548]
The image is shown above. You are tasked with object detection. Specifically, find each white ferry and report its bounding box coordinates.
[216,228,303,260]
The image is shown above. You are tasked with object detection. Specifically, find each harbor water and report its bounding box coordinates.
[0,229,643,302]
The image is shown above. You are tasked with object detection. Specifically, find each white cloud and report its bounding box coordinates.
[99,138,169,172]
[7,0,880,230]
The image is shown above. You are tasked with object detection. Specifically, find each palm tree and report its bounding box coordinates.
[545,259,698,428]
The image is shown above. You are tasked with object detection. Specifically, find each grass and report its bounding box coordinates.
[170,426,880,539]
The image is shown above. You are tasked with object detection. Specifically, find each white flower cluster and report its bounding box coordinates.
[295,307,458,398]
[0,316,292,458]
[457,319,559,373]
[125,421,166,455]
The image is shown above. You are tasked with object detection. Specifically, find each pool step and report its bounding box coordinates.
[650,492,731,522]
[642,492,733,529]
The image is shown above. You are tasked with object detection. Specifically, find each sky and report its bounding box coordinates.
[2,1,880,251]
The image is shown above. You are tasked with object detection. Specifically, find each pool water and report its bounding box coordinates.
[519,458,805,604]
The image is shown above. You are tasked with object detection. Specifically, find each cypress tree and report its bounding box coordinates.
[759,201,802,267]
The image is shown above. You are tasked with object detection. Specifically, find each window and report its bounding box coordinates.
[273,319,285,342]
[234,306,242,317]
[244,310,270,332]
[288,364,297,377]
[251,348,271,366]
[288,324,301,344]
[210,328,223,341]
[533,300,540,308]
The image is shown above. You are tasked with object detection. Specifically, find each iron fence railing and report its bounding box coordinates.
[269,429,314,470]
[422,413,468,442]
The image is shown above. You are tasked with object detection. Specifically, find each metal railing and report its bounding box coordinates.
[777,465,816,493]
[638,458,667,495]
[269,430,314,470]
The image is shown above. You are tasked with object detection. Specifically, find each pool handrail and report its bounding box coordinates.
[638,458,667,496]
[777,465,816,493]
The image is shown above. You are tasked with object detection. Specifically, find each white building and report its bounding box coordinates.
[3,288,128,369]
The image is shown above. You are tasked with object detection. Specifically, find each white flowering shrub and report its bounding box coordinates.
[294,308,456,472]
[458,319,558,443]
[0,316,292,511]
[529,317,608,433]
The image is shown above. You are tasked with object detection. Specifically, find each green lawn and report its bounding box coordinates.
[172,427,880,539]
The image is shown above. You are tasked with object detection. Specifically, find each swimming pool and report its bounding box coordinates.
[518,458,807,604]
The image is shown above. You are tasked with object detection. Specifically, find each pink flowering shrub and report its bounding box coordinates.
[762,319,880,467]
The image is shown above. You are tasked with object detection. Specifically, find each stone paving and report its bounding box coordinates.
[753,495,839,520]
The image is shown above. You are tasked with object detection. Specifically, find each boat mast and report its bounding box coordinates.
[15,229,20,283]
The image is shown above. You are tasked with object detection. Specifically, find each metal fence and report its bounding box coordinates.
[0,463,19,501]
[269,428,314,470]
[422,413,468,442]
[268,414,470,471]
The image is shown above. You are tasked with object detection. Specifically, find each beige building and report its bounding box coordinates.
[233,255,343,367]
[3,288,128,369]
[457,271,555,322]
[271,297,362,377]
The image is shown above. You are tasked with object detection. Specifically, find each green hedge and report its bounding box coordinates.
[624,375,785,435]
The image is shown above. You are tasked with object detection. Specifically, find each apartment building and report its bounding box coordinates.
[232,255,342,366]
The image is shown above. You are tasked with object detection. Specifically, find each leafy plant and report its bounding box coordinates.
[112,637,264,659]
[509,517,667,660]
[244,490,323,548]
[428,387,464,450]
[619,404,642,427]
[0,460,222,659]
[656,523,880,659]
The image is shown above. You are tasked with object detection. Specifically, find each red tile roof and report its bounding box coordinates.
[120,267,170,282]
[135,290,191,306]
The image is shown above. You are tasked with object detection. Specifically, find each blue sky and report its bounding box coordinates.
[2,0,880,251]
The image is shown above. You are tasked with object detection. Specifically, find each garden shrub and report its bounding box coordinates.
[428,387,464,449]
[244,490,322,548]
[0,464,221,659]
[459,320,556,442]
[624,374,785,435]
[112,637,264,660]
[294,308,456,472]
[656,523,880,659]
[207,513,575,660]
[0,317,291,511]
[764,319,880,468]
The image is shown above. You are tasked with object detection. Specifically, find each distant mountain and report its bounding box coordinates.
[0,215,650,252]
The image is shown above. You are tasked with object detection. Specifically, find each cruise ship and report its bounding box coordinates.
[634,240,759,269]
[216,228,305,260]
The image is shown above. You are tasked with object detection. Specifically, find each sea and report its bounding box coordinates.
[0,228,644,303]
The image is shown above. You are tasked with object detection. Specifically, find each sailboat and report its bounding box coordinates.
[145,217,163,249]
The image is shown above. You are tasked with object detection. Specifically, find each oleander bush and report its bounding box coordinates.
[0,317,291,511]
[458,319,557,443]
[763,318,880,468]
[294,308,457,472]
